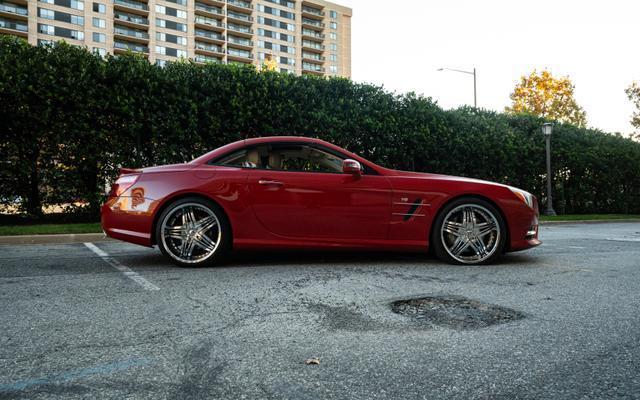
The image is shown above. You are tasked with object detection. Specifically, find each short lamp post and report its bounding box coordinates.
[542,123,556,216]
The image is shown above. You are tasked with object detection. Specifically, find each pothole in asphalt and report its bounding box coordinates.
[391,295,525,330]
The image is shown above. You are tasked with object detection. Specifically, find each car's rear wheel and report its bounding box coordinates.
[156,197,230,267]
[432,197,506,265]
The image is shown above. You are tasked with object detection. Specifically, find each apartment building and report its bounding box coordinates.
[0,0,351,77]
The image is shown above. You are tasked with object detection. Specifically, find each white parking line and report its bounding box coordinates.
[84,242,160,291]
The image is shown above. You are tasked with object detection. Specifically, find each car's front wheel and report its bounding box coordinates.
[156,197,230,267]
[432,197,506,265]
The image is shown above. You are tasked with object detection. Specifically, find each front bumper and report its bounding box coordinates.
[507,197,541,252]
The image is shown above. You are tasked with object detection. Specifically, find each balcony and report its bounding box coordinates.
[227,35,252,50]
[0,2,28,20]
[194,54,223,64]
[302,28,324,40]
[227,10,252,24]
[114,25,149,43]
[302,17,324,29]
[114,11,148,28]
[227,22,252,38]
[195,15,225,32]
[226,0,251,12]
[195,41,224,56]
[301,6,324,19]
[227,48,252,62]
[195,28,225,43]
[0,16,27,36]
[195,3,224,19]
[302,63,324,75]
[114,40,149,55]
[302,52,324,62]
[113,0,148,15]
[302,40,324,52]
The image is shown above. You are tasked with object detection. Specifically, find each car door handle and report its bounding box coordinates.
[258,179,284,186]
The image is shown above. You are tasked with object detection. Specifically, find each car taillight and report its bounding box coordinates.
[109,174,140,197]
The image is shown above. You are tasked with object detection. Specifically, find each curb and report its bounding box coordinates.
[539,219,640,225]
[1,219,639,245]
[0,233,113,245]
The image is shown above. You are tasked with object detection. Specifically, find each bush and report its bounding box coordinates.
[1,35,639,219]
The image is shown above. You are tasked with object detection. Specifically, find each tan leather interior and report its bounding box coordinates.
[268,153,282,169]
[246,150,260,167]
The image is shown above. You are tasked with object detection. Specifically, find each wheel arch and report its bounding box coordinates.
[150,192,232,246]
[428,193,511,253]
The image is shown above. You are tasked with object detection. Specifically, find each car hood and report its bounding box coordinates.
[388,169,510,189]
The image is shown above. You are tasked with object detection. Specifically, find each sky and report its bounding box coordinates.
[337,0,639,135]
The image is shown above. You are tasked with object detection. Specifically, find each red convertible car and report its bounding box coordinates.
[102,136,540,266]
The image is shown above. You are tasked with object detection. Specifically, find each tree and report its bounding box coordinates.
[626,81,640,138]
[506,70,587,127]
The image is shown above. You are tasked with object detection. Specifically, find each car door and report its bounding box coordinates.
[246,143,392,240]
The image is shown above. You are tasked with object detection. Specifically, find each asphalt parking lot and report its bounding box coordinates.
[1,223,639,400]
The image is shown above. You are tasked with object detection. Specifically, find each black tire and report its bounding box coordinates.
[431,197,507,265]
[155,197,231,267]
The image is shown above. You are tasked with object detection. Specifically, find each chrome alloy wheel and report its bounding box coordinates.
[440,204,501,264]
[160,203,221,264]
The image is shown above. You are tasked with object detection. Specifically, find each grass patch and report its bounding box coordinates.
[0,215,638,236]
[540,214,640,222]
[0,223,102,236]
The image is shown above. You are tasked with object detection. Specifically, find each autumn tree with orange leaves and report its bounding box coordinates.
[626,82,640,138]
[506,70,587,127]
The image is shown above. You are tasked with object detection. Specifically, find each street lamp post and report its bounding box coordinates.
[542,123,556,216]
[437,67,477,108]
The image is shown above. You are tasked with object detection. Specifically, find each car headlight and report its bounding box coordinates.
[509,187,534,209]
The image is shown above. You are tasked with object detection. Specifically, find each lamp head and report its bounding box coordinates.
[542,122,554,136]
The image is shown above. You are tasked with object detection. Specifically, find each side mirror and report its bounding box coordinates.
[342,159,362,176]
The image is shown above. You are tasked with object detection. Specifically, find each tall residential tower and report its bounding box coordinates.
[0,0,352,77]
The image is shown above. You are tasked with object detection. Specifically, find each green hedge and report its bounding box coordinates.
[1,35,639,219]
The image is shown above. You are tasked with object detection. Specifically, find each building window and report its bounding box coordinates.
[156,46,187,58]
[330,22,337,29]
[92,2,105,13]
[165,0,186,6]
[330,10,337,18]
[156,5,186,19]
[92,32,106,43]
[279,56,295,66]
[38,8,54,19]
[257,16,295,32]
[330,43,337,51]
[157,59,167,67]
[156,18,187,32]
[39,0,84,11]
[156,32,186,45]
[38,8,83,25]
[330,32,337,40]
[92,17,105,28]
[264,0,294,9]
[257,4,294,20]
[38,23,55,35]
[329,54,337,62]
[38,23,84,40]
[93,47,106,56]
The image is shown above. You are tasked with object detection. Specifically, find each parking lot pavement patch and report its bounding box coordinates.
[391,295,525,330]
[0,358,152,394]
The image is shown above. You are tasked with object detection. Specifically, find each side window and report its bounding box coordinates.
[269,145,343,173]
[216,147,266,168]
[214,143,375,174]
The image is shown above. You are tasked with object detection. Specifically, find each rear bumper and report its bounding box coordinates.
[101,196,157,247]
